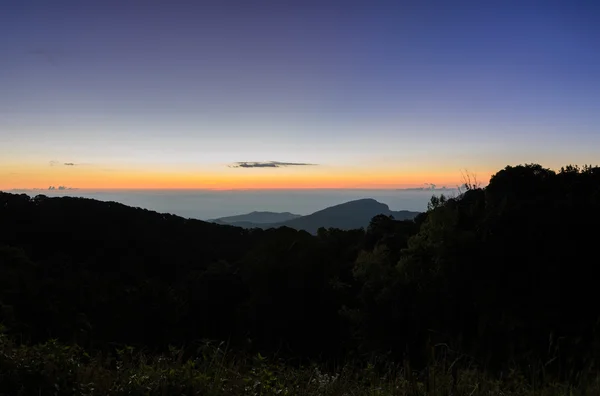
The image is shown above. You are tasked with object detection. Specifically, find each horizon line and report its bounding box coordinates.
[4,187,463,192]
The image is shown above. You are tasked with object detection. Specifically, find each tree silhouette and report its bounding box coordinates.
[1,164,600,382]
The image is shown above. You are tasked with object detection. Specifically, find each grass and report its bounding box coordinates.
[1,334,598,395]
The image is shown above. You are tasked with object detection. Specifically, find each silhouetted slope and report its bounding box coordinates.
[0,192,256,283]
[209,211,301,224]
[3,164,600,381]
[270,198,419,234]
[206,199,420,233]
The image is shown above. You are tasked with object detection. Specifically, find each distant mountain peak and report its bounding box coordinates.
[208,198,420,234]
[333,198,389,208]
[311,198,390,213]
[248,210,296,215]
[209,211,302,225]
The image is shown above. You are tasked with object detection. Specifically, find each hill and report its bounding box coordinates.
[2,163,600,392]
[208,211,301,224]
[211,198,420,234]
[272,198,419,234]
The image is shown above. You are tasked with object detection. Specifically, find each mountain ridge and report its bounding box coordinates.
[208,211,301,225]
[208,198,420,234]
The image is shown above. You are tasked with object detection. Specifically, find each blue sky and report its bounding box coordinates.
[1,0,599,189]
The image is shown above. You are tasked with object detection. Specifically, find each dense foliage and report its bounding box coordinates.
[2,334,593,396]
[1,163,600,393]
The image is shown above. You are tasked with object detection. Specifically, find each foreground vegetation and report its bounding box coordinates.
[2,163,600,394]
[3,333,599,395]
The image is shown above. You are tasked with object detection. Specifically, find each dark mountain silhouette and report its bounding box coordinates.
[211,198,420,234]
[209,211,301,225]
[275,198,419,234]
[211,220,273,228]
[2,163,600,392]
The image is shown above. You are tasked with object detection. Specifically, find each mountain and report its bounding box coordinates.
[209,211,301,225]
[273,198,419,234]
[210,198,420,234]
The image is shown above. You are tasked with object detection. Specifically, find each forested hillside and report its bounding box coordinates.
[1,163,600,394]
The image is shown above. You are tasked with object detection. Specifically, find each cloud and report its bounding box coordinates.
[28,48,70,65]
[49,161,84,167]
[48,186,77,191]
[398,183,452,191]
[230,161,317,168]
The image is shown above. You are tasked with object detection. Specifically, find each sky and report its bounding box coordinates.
[1,0,599,189]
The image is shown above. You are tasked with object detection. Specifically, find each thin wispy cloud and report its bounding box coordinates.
[49,160,88,167]
[398,183,453,191]
[48,185,76,191]
[27,48,70,65]
[230,161,317,169]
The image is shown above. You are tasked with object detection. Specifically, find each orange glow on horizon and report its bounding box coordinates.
[1,162,495,190]
[1,173,493,190]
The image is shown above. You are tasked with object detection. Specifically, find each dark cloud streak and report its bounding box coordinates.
[230,161,317,168]
[49,161,84,167]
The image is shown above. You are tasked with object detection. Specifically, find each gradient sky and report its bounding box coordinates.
[1,0,599,189]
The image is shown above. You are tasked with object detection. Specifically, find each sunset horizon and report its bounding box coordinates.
[3,2,600,391]
[2,168,488,191]
[3,1,598,192]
